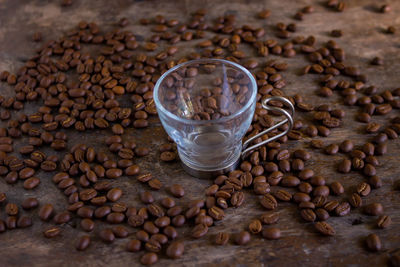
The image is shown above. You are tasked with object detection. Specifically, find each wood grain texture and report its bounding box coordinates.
[0,0,400,266]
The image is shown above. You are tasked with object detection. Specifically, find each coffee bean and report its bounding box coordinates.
[215,232,230,245]
[262,227,281,240]
[348,193,362,208]
[166,241,185,259]
[53,211,71,224]
[357,182,371,197]
[191,223,208,238]
[337,159,351,173]
[23,177,41,190]
[21,197,39,210]
[99,228,115,243]
[273,190,292,201]
[376,215,391,229]
[315,208,330,221]
[365,233,381,252]
[235,231,251,245]
[39,204,54,221]
[248,219,262,234]
[335,202,351,216]
[300,209,316,222]
[314,221,335,236]
[17,216,33,228]
[107,188,123,202]
[76,235,91,251]
[260,194,278,210]
[160,151,176,162]
[140,252,158,265]
[170,184,184,198]
[126,239,141,252]
[364,203,384,216]
[330,182,344,195]
[43,226,61,238]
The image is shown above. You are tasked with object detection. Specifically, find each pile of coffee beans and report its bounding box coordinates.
[0,2,399,265]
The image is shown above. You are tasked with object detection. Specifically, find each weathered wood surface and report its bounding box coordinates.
[0,0,400,266]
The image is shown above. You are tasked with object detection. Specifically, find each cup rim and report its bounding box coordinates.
[153,58,258,125]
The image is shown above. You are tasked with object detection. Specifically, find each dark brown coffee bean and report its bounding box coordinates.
[337,159,351,173]
[314,221,335,236]
[335,202,351,216]
[170,184,184,198]
[364,203,384,216]
[53,211,71,224]
[80,218,95,232]
[126,239,141,252]
[357,182,371,197]
[274,190,292,201]
[112,226,129,238]
[365,233,381,252]
[191,223,208,238]
[76,235,90,251]
[23,177,41,190]
[40,160,57,171]
[41,223,61,236]
[300,208,316,222]
[17,216,33,228]
[235,231,251,245]
[330,182,344,195]
[141,252,158,265]
[315,208,330,221]
[248,219,262,234]
[107,188,123,202]
[160,151,176,162]
[376,215,391,229]
[39,204,54,221]
[21,197,39,210]
[369,176,382,189]
[99,228,115,243]
[215,232,230,245]
[293,192,311,203]
[262,227,281,240]
[260,194,278,210]
[208,206,225,220]
[166,241,185,259]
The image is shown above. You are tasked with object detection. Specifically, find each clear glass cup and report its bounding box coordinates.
[154,59,257,177]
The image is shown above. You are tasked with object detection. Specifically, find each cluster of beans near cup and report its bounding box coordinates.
[0,2,399,265]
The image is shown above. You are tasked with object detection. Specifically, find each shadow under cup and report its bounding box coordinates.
[154,59,257,178]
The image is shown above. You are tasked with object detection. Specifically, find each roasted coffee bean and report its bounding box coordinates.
[235,231,251,245]
[166,241,185,259]
[215,232,230,245]
[315,208,330,221]
[330,182,344,195]
[274,190,292,201]
[364,203,384,216]
[170,184,184,198]
[76,235,91,251]
[99,228,115,243]
[260,194,278,210]
[22,197,39,210]
[357,182,371,197]
[53,211,71,224]
[17,216,33,228]
[337,159,351,173]
[259,212,279,225]
[262,227,281,240]
[141,252,158,265]
[107,188,123,202]
[39,204,54,221]
[126,239,141,252]
[335,202,351,216]
[208,206,225,220]
[369,176,382,189]
[80,218,95,232]
[248,219,262,234]
[300,209,316,222]
[314,221,335,236]
[136,230,150,242]
[5,203,19,216]
[43,226,61,238]
[376,215,391,229]
[365,233,381,252]
[160,151,176,162]
[23,177,41,190]
[191,223,208,238]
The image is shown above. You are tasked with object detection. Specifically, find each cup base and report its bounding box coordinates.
[180,154,240,179]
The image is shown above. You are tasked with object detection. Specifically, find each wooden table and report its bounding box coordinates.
[0,0,399,266]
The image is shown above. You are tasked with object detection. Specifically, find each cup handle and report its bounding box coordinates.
[241,96,294,159]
